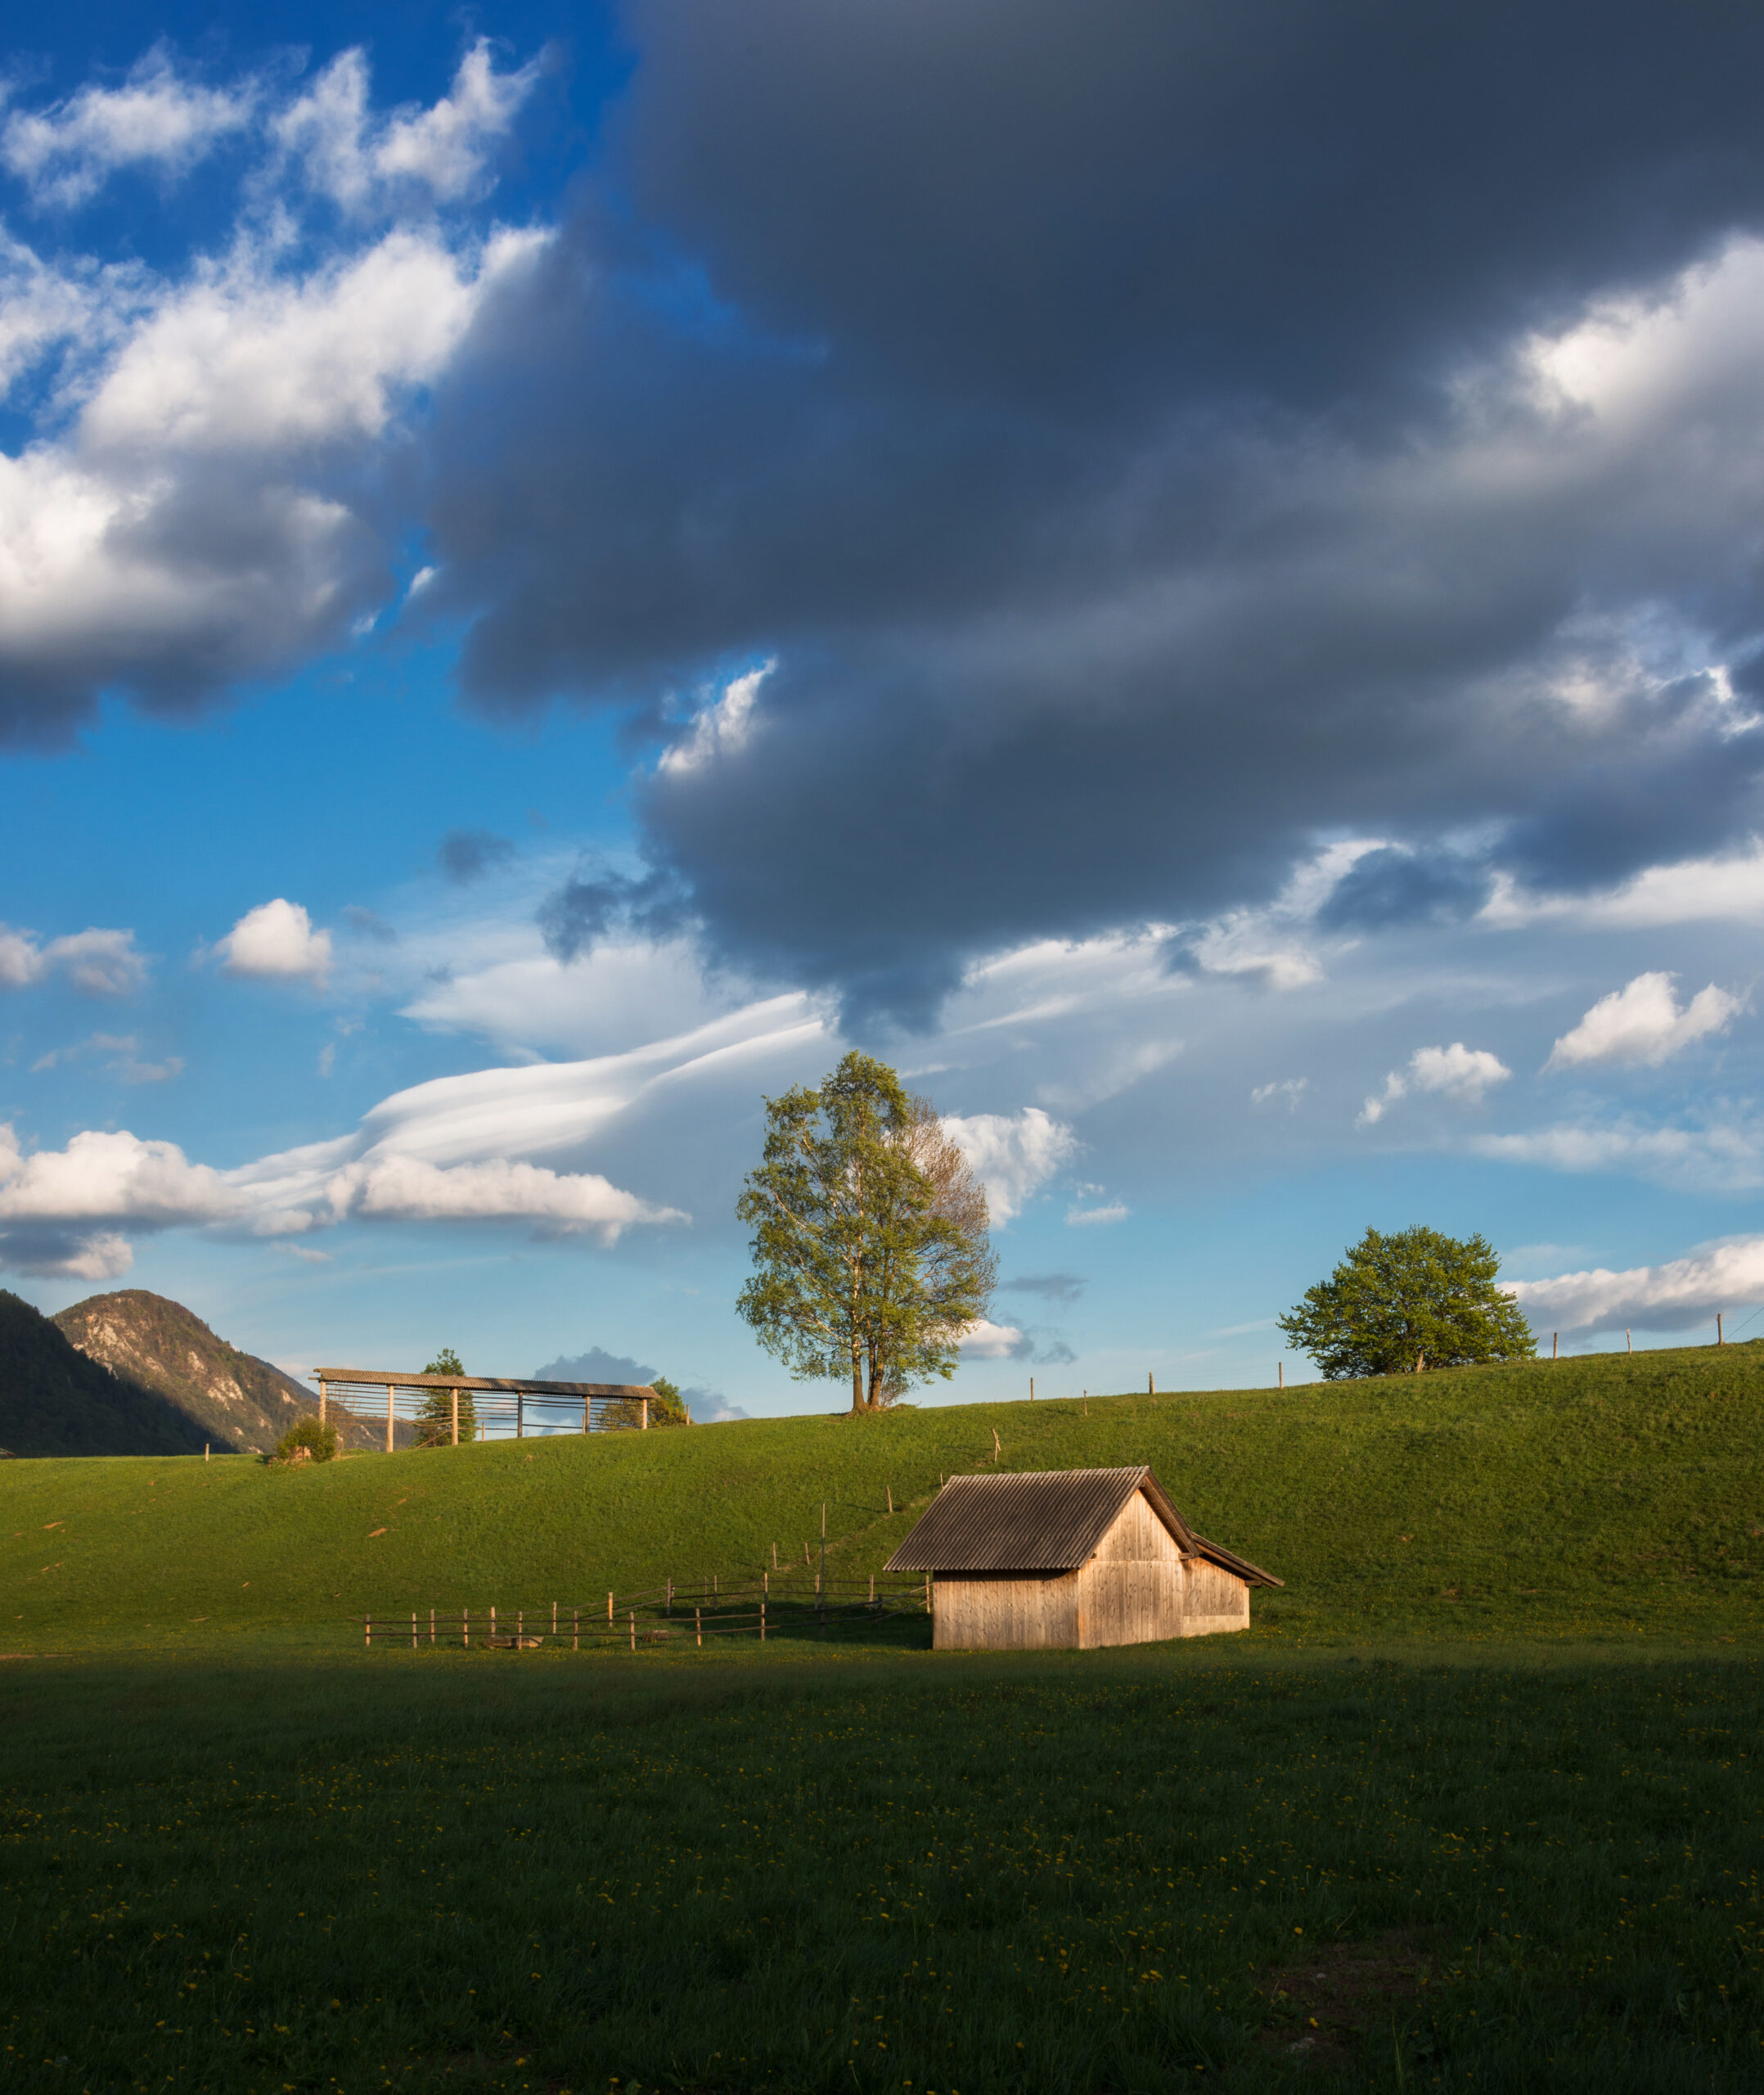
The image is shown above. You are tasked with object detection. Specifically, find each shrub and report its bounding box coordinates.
[274,1415,340,1464]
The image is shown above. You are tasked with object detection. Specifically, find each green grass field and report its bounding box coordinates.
[3,1348,1762,2091]
[4,1343,1762,1651]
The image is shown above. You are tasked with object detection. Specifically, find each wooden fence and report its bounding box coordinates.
[361,1573,931,1651]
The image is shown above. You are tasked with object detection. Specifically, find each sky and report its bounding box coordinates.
[5,0,1764,1417]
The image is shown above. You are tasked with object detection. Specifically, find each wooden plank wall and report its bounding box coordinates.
[933,1570,1079,1650]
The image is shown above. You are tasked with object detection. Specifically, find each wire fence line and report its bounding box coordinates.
[360,1575,932,1652]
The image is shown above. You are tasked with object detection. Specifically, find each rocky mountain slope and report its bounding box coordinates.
[0,1290,214,1457]
[52,1290,372,1455]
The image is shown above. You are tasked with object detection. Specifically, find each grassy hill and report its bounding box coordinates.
[0,1289,214,1459]
[3,1340,1759,1651]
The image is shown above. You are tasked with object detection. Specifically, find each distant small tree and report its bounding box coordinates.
[1278,1225,1537,1380]
[602,1376,689,1430]
[415,1347,477,1446]
[275,1414,339,1463]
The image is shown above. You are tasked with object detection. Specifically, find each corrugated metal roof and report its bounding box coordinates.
[883,1465,1282,1585]
[884,1466,1177,1572]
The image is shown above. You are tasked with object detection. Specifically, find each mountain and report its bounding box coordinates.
[52,1290,371,1456]
[0,1289,214,1457]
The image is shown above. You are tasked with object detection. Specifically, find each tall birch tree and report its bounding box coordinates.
[736,1053,996,1412]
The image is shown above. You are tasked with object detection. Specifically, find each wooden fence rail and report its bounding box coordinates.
[361,1579,930,1652]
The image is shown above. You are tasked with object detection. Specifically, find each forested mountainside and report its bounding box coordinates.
[52,1290,369,1455]
[0,1290,214,1457]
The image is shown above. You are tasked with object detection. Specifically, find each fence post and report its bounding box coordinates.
[411,1611,416,1650]
[628,1610,636,1653]
[518,1610,524,1642]
[430,1606,435,1646]
[517,1390,524,1439]
[641,1397,649,1430]
[573,1606,578,1652]
[696,1606,702,1649]
[552,1601,557,1637]
[386,1382,396,1454]
[319,1376,327,1426]
[607,1590,613,1624]
[760,1598,766,1642]
[451,1389,459,1446]
[364,1615,371,1649]
[491,1606,497,1642]
[463,1606,470,1649]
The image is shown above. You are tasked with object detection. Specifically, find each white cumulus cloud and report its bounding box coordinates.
[957,1318,1025,1357]
[659,661,775,777]
[941,1104,1078,1225]
[1361,1042,1510,1125]
[333,1155,678,1243]
[215,899,332,985]
[0,924,145,995]
[274,41,543,214]
[1065,1201,1128,1227]
[1,45,254,207]
[1510,1234,1764,1334]
[1546,971,1742,1070]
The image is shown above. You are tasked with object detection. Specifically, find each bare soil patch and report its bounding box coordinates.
[1253,1927,1446,2070]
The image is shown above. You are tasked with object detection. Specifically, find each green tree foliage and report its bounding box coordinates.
[601,1376,689,1430]
[273,1414,339,1463]
[1278,1224,1537,1380]
[415,1348,477,1447]
[737,1052,997,1412]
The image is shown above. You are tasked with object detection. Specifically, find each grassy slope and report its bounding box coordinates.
[3,1341,1760,1651]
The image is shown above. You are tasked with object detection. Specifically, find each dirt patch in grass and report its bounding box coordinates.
[1253,1927,1446,2070]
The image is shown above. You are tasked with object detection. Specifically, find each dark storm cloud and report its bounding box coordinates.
[534,866,685,963]
[999,1273,1087,1306]
[1318,849,1494,933]
[422,0,1764,1020]
[533,1345,655,1384]
[437,827,515,884]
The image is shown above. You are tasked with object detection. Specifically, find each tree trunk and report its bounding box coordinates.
[851,1344,865,1413]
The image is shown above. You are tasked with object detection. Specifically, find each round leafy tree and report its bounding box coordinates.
[1277,1224,1537,1379]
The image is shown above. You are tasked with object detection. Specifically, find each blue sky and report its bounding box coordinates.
[5,2,1764,1415]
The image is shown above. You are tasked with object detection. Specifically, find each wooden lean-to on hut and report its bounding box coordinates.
[884,1465,1281,1651]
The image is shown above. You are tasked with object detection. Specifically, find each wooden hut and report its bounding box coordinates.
[884,1465,1280,1651]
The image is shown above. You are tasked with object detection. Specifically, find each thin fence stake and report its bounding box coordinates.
[573,1606,579,1651]
[430,1607,435,1646]
[772,1541,778,1570]
[411,1612,416,1650]
[760,1599,766,1642]
[887,1484,893,1515]
[463,1606,470,1649]
[628,1610,635,1654]
[552,1601,558,1636]
[696,1606,702,1649]
[518,1610,524,1642]
[364,1615,371,1650]
[491,1606,497,1642]
[608,1590,613,1624]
